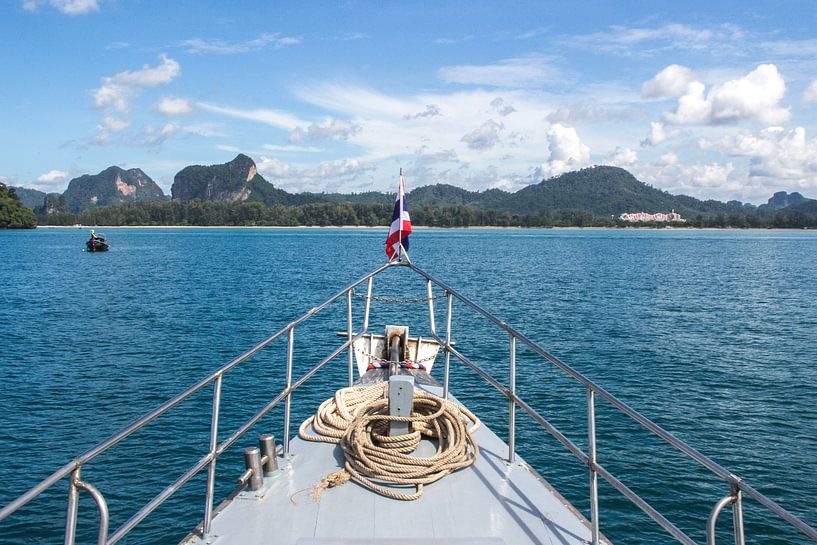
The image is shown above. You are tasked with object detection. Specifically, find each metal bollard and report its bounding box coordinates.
[259,434,278,475]
[243,447,263,491]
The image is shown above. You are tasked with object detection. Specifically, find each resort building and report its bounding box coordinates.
[619,210,686,222]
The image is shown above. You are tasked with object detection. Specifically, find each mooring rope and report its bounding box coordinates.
[298,382,480,501]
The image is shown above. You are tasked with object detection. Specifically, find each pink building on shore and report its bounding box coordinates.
[619,210,685,222]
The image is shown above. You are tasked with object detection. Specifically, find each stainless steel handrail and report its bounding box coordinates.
[2,259,815,545]
[407,261,817,545]
[0,261,393,544]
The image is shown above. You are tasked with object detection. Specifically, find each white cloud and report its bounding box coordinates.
[143,123,181,147]
[289,117,362,142]
[490,97,516,116]
[198,102,305,130]
[606,147,638,166]
[255,156,377,192]
[803,81,817,103]
[534,123,590,179]
[700,126,817,184]
[642,64,695,98]
[102,115,130,132]
[93,54,181,114]
[404,104,442,120]
[662,64,790,126]
[438,56,559,87]
[461,120,504,150]
[181,33,301,54]
[640,121,683,147]
[23,0,99,14]
[547,102,645,123]
[256,156,294,179]
[37,169,69,182]
[263,144,324,153]
[569,23,745,57]
[157,97,192,116]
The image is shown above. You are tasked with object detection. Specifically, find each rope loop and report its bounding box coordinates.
[299,382,480,500]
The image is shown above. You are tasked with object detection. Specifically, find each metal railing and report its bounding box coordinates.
[0,259,815,545]
[407,261,817,545]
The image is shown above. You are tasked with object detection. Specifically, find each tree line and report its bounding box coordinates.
[0,182,37,228]
[34,199,817,229]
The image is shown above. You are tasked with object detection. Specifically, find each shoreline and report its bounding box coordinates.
[33,225,814,231]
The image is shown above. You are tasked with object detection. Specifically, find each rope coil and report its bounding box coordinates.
[299,382,480,501]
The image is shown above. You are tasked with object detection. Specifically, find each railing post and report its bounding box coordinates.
[362,277,373,332]
[443,291,453,399]
[732,486,745,545]
[347,289,354,387]
[508,334,516,463]
[707,494,737,545]
[587,388,599,545]
[283,327,294,456]
[427,280,436,336]
[73,479,109,545]
[203,374,222,537]
[64,467,81,545]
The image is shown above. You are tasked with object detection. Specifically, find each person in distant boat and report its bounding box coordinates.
[90,229,96,241]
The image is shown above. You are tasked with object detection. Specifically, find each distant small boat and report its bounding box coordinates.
[86,235,109,252]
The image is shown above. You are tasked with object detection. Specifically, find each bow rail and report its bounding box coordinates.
[0,260,814,545]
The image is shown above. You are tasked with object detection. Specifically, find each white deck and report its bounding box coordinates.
[184,387,604,545]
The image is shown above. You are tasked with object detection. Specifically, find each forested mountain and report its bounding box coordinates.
[11,187,46,210]
[62,166,165,212]
[0,183,36,228]
[11,153,817,227]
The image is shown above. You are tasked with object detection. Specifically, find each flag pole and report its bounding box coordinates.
[398,168,403,262]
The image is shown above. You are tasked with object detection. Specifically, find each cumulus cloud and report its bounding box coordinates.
[803,81,817,103]
[403,104,442,120]
[93,54,181,114]
[102,115,130,132]
[23,0,99,14]
[90,54,180,144]
[37,169,69,183]
[256,156,377,192]
[534,124,590,179]
[461,119,504,150]
[438,55,559,87]
[157,97,192,116]
[640,121,683,147]
[629,159,742,201]
[256,156,294,179]
[642,64,695,98]
[700,126,817,183]
[490,97,516,116]
[289,117,362,142]
[661,64,789,126]
[606,147,638,166]
[181,33,301,54]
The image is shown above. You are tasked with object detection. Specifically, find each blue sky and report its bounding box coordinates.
[3,1,817,203]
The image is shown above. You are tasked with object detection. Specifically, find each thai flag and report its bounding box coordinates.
[385,171,412,260]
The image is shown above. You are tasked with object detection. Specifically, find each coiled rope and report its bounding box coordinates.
[298,382,480,501]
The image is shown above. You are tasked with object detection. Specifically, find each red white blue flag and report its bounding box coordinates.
[385,171,412,260]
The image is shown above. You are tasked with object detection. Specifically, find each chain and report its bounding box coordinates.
[351,291,446,304]
[353,344,440,370]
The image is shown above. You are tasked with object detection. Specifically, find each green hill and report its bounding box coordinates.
[63,166,165,213]
[11,187,46,210]
[0,183,37,228]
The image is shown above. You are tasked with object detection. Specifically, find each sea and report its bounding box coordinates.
[1,227,815,545]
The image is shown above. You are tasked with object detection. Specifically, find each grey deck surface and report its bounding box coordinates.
[185,386,599,545]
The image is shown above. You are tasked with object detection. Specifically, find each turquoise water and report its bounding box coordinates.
[1,227,816,545]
